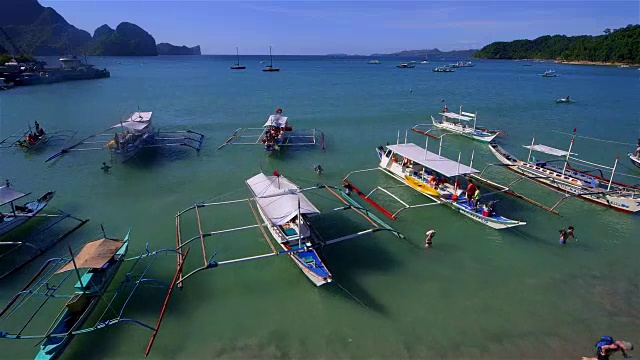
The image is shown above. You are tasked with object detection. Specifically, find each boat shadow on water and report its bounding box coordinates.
[310,212,401,315]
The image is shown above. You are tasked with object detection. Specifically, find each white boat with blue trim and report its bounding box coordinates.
[488,136,640,213]
[373,143,526,229]
[428,105,500,142]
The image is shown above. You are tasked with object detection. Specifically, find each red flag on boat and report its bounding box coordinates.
[273,169,279,177]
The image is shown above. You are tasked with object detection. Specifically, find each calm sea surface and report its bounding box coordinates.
[1,56,639,359]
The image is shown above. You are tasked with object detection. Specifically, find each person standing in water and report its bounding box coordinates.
[425,230,436,248]
[582,336,633,360]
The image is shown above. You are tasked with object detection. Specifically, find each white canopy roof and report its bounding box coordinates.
[112,121,149,130]
[246,173,320,225]
[386,143,478,177]
[440,112,474,121]
[523,144,576,157]
[0,186,27,206]
[111,111,152,130]
[263,115,288,128]
[125,112,152,122]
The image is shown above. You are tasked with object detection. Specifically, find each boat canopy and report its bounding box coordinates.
[440,112,474,121]
[386,143,478,177]
[56,238,124,273]
[263,115,288,128]
[0,186,27,206]
[523,144,576,157]
[112,121,149,131]
[246,173,320,225]
[111,111,152,130]
[125,112,153,122]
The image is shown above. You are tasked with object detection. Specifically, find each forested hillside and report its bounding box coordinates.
[473,24,640,64]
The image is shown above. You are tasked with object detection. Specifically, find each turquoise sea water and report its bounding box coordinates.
[1,56,639,359]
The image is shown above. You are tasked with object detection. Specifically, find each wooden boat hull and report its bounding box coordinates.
[404,175,440,196]
[489,142,640,213]
[629,153,640,169]
[36,234,129,360]
[0,191,55,237]
[253,199,331,286]
[110,130,157,162]
[445,199,525,229]
[431,116,498,142]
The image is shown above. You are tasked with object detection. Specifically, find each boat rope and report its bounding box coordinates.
[247,198,276,253]
[194,206,208,266]
[551,130,636,146]
[335,282,370,310]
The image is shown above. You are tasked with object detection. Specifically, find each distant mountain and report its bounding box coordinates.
[157,43,201,55]
[86,22,157,56]
[0,0,192,57]
[0,0,92,55]
[473,24,640,64]
[371,48,479,57]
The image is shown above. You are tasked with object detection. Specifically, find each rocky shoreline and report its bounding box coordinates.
[558,60,639,67]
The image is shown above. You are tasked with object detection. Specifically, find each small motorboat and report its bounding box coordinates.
[540,69,558,77]
[367,60,381,64]
[396,63,415,68]
[432,66,454,72]
[556,97,575,103]
[630,152,640,169]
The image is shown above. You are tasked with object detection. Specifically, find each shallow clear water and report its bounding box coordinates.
[1,56,639,359]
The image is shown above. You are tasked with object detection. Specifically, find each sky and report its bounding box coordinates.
[40,1,640,55]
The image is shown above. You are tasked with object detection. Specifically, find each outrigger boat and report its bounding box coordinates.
[418,105,501,142]
[218,108,325,152]
[540,69,558,77]
[342,133,527,229]
[0,229,190,358]
[0,121,75,152]
[174,172,402,287]
[487,131,640,213]
[0,181,55,237]
[45,111,205,163]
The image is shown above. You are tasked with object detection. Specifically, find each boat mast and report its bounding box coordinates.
[561,128,577,176]
[297,198,301,249]
[527,136,535,163]
[424,136,429,160]
[269,46,273,67]
[607,156,619,191]
[68,245,85,289]
[236,47,240,66]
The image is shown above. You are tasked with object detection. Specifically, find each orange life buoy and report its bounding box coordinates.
[393,155,398,163]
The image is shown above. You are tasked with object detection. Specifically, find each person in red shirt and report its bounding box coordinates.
[466,180,477,207]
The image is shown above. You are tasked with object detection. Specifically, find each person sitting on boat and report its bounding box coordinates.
[37,126,45,137]
[26,133,36,145]
[343,181,353,195]
[429,174,438,187]
[466,180,477,207]
[275,108,283,115]
[634,139,640,157]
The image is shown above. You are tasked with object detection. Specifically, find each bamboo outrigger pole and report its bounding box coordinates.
[145,248,190,357]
